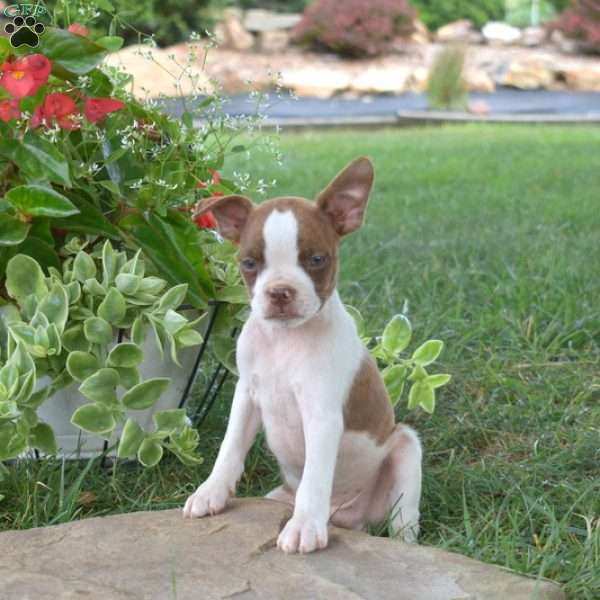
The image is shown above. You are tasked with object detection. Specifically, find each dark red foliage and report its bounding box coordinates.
[553,0,600,52]
[293,0,416,57]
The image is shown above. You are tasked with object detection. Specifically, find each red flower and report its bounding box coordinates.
[84,97,125,123]
[67,23,89,37]
[0,99,20,122]
[31,93,79,130]
[0,54,50,98]
[194,211,218,229]
[195,169,221,189]
[210,191,225,198]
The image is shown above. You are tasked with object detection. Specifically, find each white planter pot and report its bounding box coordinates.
[37,313,206,459]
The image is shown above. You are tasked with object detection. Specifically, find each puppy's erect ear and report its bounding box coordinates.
[197,195,254,242]
[316,157,374,236]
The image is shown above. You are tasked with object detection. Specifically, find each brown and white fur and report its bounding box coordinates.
[183,157,422,554]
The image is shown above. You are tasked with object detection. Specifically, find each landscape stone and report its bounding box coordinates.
[280,66,352,97]
[244,9,302,32]
[558,62,600,91]
[0,498,566,600]
[103,45,214,99]
[221,8,255,51]
[435,19,475,43]
[520,26,546,47]
[350,66,412,94]
[464,68,496,92]
[500,55,554,89]
[482,21,522,45]
[259,30,290,53]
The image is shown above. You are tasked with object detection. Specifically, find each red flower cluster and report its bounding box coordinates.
[0,54,50,99]
[0,52,125,126]
[194,212,218,229]
[553,0,600,52]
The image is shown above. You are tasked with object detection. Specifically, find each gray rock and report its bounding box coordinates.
[244,9,302,33]
[482,22,522,45]
[0,498,565,600]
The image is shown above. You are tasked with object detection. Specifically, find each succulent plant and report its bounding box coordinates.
[0,239,205,466]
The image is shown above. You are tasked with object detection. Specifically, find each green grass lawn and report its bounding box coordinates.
[2,125,600,599]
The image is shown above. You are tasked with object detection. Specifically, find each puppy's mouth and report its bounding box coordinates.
[263,305,303,321]
[264,310,303,322]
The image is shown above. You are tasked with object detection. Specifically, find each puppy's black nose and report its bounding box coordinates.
[267,286,296,306]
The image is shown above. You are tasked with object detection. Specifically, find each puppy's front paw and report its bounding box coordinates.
[277,515,328,554]
[182,480,230,518]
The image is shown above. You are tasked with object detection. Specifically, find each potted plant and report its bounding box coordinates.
[0,22,256,466]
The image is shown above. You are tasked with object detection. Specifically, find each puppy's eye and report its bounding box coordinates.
[240,257,258,272]
[307,255,327,269]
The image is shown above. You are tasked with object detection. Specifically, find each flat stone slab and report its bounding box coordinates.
[1,498,564,600]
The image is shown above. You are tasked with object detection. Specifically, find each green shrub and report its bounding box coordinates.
[46,0,215,47]
[505,0,558,26]
[427,45,467,111]
[411,0,505,30]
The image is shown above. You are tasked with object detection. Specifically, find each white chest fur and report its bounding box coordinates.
[237,291,384,494]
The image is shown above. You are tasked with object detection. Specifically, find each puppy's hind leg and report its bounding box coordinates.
[265,484,295,507]
[366,424,422,543]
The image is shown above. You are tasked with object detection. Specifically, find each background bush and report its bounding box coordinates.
[410,0,505,30]
[46,0,214,47]
[553,0,600,53]
[293,0,416,57]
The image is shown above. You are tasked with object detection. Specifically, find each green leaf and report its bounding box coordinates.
[115,273,140,295]
[83,317,113,345]
[122,378,170,410]
[36,283,69,333]
[122,211,213,308]
[117,418,145,458]
[107,343,143,368]
[29,422,57,454]
[115,366,140,389]
[137,438,163,467]
[426,373,451,389]
[131,316,146,346]
[216,285,248,304]
[412,340,444,366]
[16,237,60,272]
[40,27,108,75]
[19,132,72,187]
[382,314,412,356]
[176,328,203,347]
[6,185,79,218]
[52,195,120,240]
[153,408,186,434]
[73,251,97,282]
[156,284,188,313]
[97,287,126,325]
[408,381,435,413]
[96,36,124,51]
[79,368,119,403]
[6,254,47,303]
[66,351,100,382]
[0,214,30,246]
[62,325,91,352]
[408,365,428,382]
[382,364,408,407]
[212,333,237,375]
[71,402,116,434]
[0,37,10,63]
